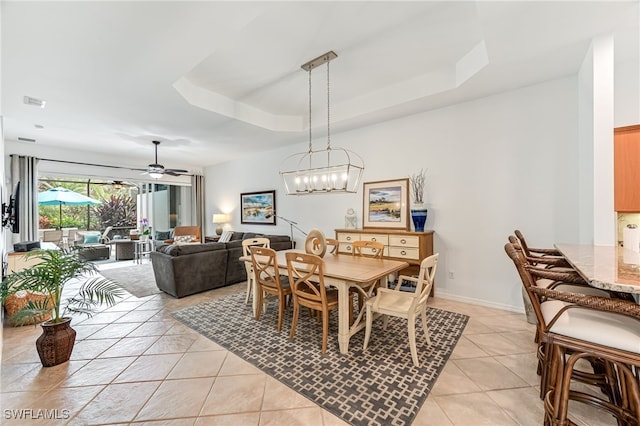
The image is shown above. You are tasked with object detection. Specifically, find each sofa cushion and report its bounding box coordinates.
[159,242,225,256]
[242,232,261,239]
[230,232,245,241]
[224,240,244,249]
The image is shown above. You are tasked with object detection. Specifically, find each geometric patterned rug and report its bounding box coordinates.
[172,293,469,426]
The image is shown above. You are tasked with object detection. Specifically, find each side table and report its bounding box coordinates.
[134,240,153,263]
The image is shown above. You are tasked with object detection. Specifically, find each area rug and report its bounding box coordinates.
[99,263,161,298]
[172,293,469,425]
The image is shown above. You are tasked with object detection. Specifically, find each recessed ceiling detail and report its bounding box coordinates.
[1,1,637,166]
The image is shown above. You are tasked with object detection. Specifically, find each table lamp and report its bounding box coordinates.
[212,213,229,235]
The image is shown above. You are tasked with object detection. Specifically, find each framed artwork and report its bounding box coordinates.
[362,179,409,229]
[240,190,276,225]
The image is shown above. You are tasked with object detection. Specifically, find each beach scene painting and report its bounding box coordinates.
[363,179,409,229]
[241,190,276,225]
[368,187,402,222]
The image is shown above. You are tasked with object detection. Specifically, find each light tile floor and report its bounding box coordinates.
[1,267,619,425]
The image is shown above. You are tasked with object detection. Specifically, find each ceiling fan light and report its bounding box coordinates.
[149,172,163,179]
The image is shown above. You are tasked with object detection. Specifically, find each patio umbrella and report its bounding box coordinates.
[38,187,102,229]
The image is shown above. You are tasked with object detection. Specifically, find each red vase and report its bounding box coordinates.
[36,318,76,367]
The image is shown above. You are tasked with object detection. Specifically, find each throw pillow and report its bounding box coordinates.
[155,230,171,241]
[83,233,100,244]
[218,230,233,243]
[174,235,194,244]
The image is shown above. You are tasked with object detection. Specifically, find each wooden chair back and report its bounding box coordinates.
[250,246,285,293]
[352,240,384,258]
[326,238,339,255]
[286,252,329,310]
[243,238,271,257]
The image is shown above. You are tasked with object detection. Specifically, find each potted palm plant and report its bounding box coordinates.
[1,249,125,367]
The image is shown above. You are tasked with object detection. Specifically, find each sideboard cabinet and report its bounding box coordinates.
[334,228,435,293]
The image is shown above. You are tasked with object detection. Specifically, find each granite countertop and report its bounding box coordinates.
[555,243,640,294]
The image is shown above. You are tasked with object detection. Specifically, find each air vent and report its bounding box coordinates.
[17,137,36,143]
[23,96,46,108]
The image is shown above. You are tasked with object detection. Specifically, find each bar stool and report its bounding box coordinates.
[505,242,640,424]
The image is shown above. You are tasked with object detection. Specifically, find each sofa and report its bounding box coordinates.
[150,232,293,298]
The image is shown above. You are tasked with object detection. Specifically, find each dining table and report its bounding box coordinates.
[554,243,640,296]
[240,249,409,354]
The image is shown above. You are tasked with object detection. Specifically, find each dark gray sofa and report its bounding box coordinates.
[150,232,292,298]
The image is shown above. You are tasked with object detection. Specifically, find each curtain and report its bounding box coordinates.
[191,175,205,242]
[10,155,39,242]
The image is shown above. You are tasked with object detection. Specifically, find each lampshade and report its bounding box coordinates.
[212,213,230,236]
[212,214,229,224]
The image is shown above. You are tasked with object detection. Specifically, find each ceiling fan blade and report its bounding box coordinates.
[165,168,188,174]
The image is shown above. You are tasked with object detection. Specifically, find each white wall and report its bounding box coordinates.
[205,76,581,312]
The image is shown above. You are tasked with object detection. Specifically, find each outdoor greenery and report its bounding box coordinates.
[94,195,137,229]
[39,178,137,231]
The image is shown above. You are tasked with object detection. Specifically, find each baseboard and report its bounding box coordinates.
[434,291,524,314]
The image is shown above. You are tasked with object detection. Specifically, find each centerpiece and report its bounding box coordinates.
[409,169,428,231]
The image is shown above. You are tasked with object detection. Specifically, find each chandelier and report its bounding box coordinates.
[280,51,364,195]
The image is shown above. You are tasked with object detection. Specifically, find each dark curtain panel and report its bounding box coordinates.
[10,155,39,242]
[190,175,205,242]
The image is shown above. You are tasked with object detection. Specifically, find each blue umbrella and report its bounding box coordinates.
[38,187,102,228]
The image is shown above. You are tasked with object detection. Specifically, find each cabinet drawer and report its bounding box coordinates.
[389,235,419,247]
[337,233,360,243]
[359,234,389,245]
[338,242,354,254]
[388,246,420,260]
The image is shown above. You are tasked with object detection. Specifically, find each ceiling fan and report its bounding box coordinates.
[144,141,188,179]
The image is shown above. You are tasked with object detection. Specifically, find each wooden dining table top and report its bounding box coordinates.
[555,243,640,295]
[240,249,409,284]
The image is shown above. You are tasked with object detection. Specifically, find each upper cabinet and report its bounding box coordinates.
[614,125,640,212]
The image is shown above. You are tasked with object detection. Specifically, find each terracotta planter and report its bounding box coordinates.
[36,318,76,367]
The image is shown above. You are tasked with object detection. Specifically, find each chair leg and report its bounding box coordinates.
[255,288,263,321]
[289,302,300,340]
[420,308,431,345]
[363,304,373,351]
[277,295,285,332]
[321,308,329,354]
[408,315,419,367]
[245,275,252,304]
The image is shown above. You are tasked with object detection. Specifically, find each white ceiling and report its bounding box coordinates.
[2,1,638,174]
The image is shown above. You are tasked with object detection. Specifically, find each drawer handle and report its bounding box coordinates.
[346,236,352,241]
[401,250,407,255]
[371,237,377,241]
[346,246,352,251]
[400,239,407,244]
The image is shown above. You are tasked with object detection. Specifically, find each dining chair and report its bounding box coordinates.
[350,240,386,316]
[512,230,573,271]
[504,242,640,424]
[250,246,291,332]
[242,237,271,304]
[363,253,438,367]
[286,252,346,354]
[326,238,339,255]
